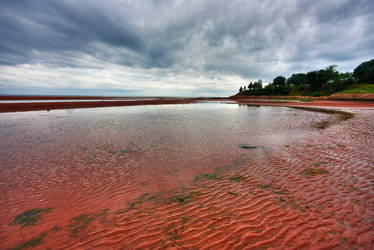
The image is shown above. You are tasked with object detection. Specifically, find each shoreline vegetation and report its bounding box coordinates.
[234,58,374,99]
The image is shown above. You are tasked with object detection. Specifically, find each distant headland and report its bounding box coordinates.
[233,58,374,100]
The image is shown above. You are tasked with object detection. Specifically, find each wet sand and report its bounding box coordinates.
[0,99,373,249]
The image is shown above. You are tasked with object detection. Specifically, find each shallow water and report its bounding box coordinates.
[0,103,373,249]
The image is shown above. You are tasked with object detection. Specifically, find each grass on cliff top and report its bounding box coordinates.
[336,84,374,94]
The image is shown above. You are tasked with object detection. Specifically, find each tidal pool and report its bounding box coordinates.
[0,103,372,249]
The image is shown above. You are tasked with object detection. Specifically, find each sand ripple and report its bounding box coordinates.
[0,104,373,249]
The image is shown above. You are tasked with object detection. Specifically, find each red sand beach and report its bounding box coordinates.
[0,96,198,113]
[1,96,374,113]
[0,97,373,249]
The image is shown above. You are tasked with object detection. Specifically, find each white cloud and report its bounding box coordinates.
[0,0,373,96]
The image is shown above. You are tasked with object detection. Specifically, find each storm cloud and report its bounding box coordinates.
[0,0,373,96]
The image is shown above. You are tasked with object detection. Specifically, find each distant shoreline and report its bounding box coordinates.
[0,97,194,113]
[0,95,373,113]
[0,95,183,100]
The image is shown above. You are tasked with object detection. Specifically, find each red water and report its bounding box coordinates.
[0,103,373,249]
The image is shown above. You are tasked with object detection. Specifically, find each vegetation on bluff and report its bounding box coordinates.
[238,58,374,97]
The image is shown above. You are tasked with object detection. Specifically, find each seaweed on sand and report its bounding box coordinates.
[68,209,109,237]
[168,191,201,203]
[229,175,244,181]
[117,148,138,153]
[290,106,354,129]
[301,168,329,177]
[128,193,159,209]
[194,173,224,182]
[290,106,354,120]
[9,208,52,227]
[257,183,285,194]
[12,232,47,250]
[238,144,257,149]
[314,120,330,129]
[228,191,239,196]
[68,214,95,237]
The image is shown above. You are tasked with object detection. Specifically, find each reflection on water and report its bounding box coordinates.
[0,103,355,249]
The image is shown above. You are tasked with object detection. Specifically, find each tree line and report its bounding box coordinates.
[238,58,374,96]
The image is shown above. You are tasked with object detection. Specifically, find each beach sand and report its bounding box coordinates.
[0,98,373,249]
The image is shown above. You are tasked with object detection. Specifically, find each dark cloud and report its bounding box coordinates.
[0,0,373,96]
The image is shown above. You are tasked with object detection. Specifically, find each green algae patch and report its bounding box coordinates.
[168,169,178,175]
[194,173,224,182]
[229,175,244,181]
[12,232,47,250]
[291,106,354,120]
[238,144,257,149]
[313,120,331,129]
[68,214,95,237]
[51,225,61,231]
[68,209,109,237]
[301,168,329,178]
[228,191,239,196]
[128,193,149,209]
[69,214,95,237]
[117,148,138,153]
[290,106,354,130]
[181,216,188,224]
[314,161,329,166]
[39,139,55,143]
[128,193,159,209]
[257,183,285,195]
[169,191,201,203]
[278,197,286,203]
[114,209,126,215]
[257,184,272,189]
[9,208,52,227]
[96,208,109,217]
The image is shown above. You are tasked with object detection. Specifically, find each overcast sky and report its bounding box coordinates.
[0,0,373,96]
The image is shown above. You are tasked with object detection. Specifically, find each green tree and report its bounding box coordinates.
[287,73,307,86]
[248,82,253,90]
[262,83,275,95]
[306,71,319,91]
[253,79,263,91]
[272,76,286,88]
[353,59,374,83]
